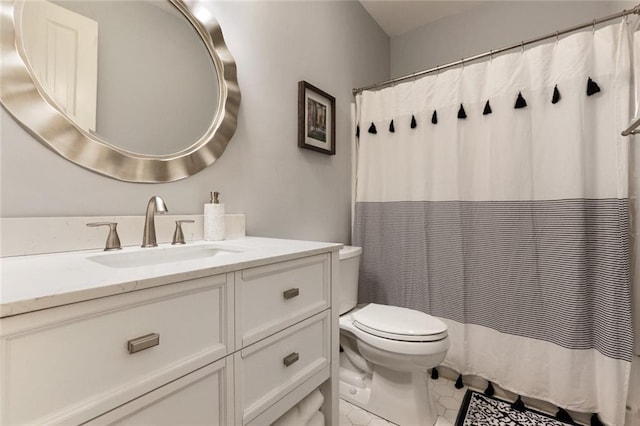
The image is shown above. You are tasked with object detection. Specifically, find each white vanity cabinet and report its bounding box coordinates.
[0,239,340,426]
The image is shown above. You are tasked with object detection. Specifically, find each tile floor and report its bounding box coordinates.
[339,376,467,426]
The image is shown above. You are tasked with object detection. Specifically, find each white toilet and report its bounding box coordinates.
[338,246,449,426]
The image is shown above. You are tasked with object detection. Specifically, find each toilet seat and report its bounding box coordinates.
[340,313,449,356]
[352,304,448,342]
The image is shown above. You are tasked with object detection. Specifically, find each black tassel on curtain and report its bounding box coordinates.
[484,382,495,396]
[587,77,601,95]
[552,85,561,104]
[514,92,527,108]
[511,396,526,412]
[430,368,439,379]
[556,408,575,424]
[455,374,464,388]
[458,104,467,119]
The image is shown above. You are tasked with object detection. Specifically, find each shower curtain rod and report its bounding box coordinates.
[352,4,640,97]
[622,117,640,135]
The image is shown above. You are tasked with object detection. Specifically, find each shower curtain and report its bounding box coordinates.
[353,22,635,426]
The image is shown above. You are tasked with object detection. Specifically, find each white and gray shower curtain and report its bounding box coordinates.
[353,22,635,426]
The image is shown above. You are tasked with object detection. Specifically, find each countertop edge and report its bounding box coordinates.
[1,239,342,319]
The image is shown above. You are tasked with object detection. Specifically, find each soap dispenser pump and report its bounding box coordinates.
[204,191,225,241]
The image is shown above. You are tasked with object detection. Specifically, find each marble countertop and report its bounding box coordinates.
[0,237,342,318]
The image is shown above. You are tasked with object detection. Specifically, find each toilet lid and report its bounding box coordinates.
[352,304,448,342]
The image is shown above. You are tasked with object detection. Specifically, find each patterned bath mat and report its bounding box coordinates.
[455,390,572,426]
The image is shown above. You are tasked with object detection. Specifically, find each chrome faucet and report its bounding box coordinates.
[142,196,168,247]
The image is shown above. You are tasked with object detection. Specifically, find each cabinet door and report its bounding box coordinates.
[0,274,232,425]
[86,357,234,426]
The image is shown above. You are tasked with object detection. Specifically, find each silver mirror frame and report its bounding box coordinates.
[0,0,240,183]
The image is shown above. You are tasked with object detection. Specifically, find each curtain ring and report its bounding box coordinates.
[520,40,524,53]
[555,30,559,44]
[592,19,596,33]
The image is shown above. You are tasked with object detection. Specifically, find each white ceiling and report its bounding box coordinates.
[359,1,489,37]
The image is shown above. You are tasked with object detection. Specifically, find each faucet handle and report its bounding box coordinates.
[87,222,122,251]
[172,220,195,245]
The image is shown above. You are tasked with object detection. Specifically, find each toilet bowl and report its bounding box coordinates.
[338,246,449,426]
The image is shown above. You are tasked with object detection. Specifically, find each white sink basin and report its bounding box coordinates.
[87,244,244,268]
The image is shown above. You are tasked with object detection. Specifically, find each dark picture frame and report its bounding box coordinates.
[298,81,336,155]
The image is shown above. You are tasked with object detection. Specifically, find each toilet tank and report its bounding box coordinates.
[339,246,362,315]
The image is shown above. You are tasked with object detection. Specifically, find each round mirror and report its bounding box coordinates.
[0,0,240,182]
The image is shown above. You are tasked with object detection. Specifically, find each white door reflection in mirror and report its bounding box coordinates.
[21,0,98,131]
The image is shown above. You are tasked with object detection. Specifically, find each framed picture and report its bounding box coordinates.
[298,81,335,155]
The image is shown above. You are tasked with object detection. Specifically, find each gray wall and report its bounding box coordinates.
[391,1,636,78]
[0,1,389,244]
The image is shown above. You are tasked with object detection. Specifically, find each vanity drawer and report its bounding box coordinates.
[235,310,331,424]
[0,274,232,426]
[235,253,330,347]
[86,356,234,426]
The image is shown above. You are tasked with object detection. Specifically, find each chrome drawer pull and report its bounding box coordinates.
[128,333,160,354]
[283,352,299,367]
[283,288,299,299]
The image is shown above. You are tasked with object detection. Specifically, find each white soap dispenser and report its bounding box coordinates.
[204,191,225,241]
